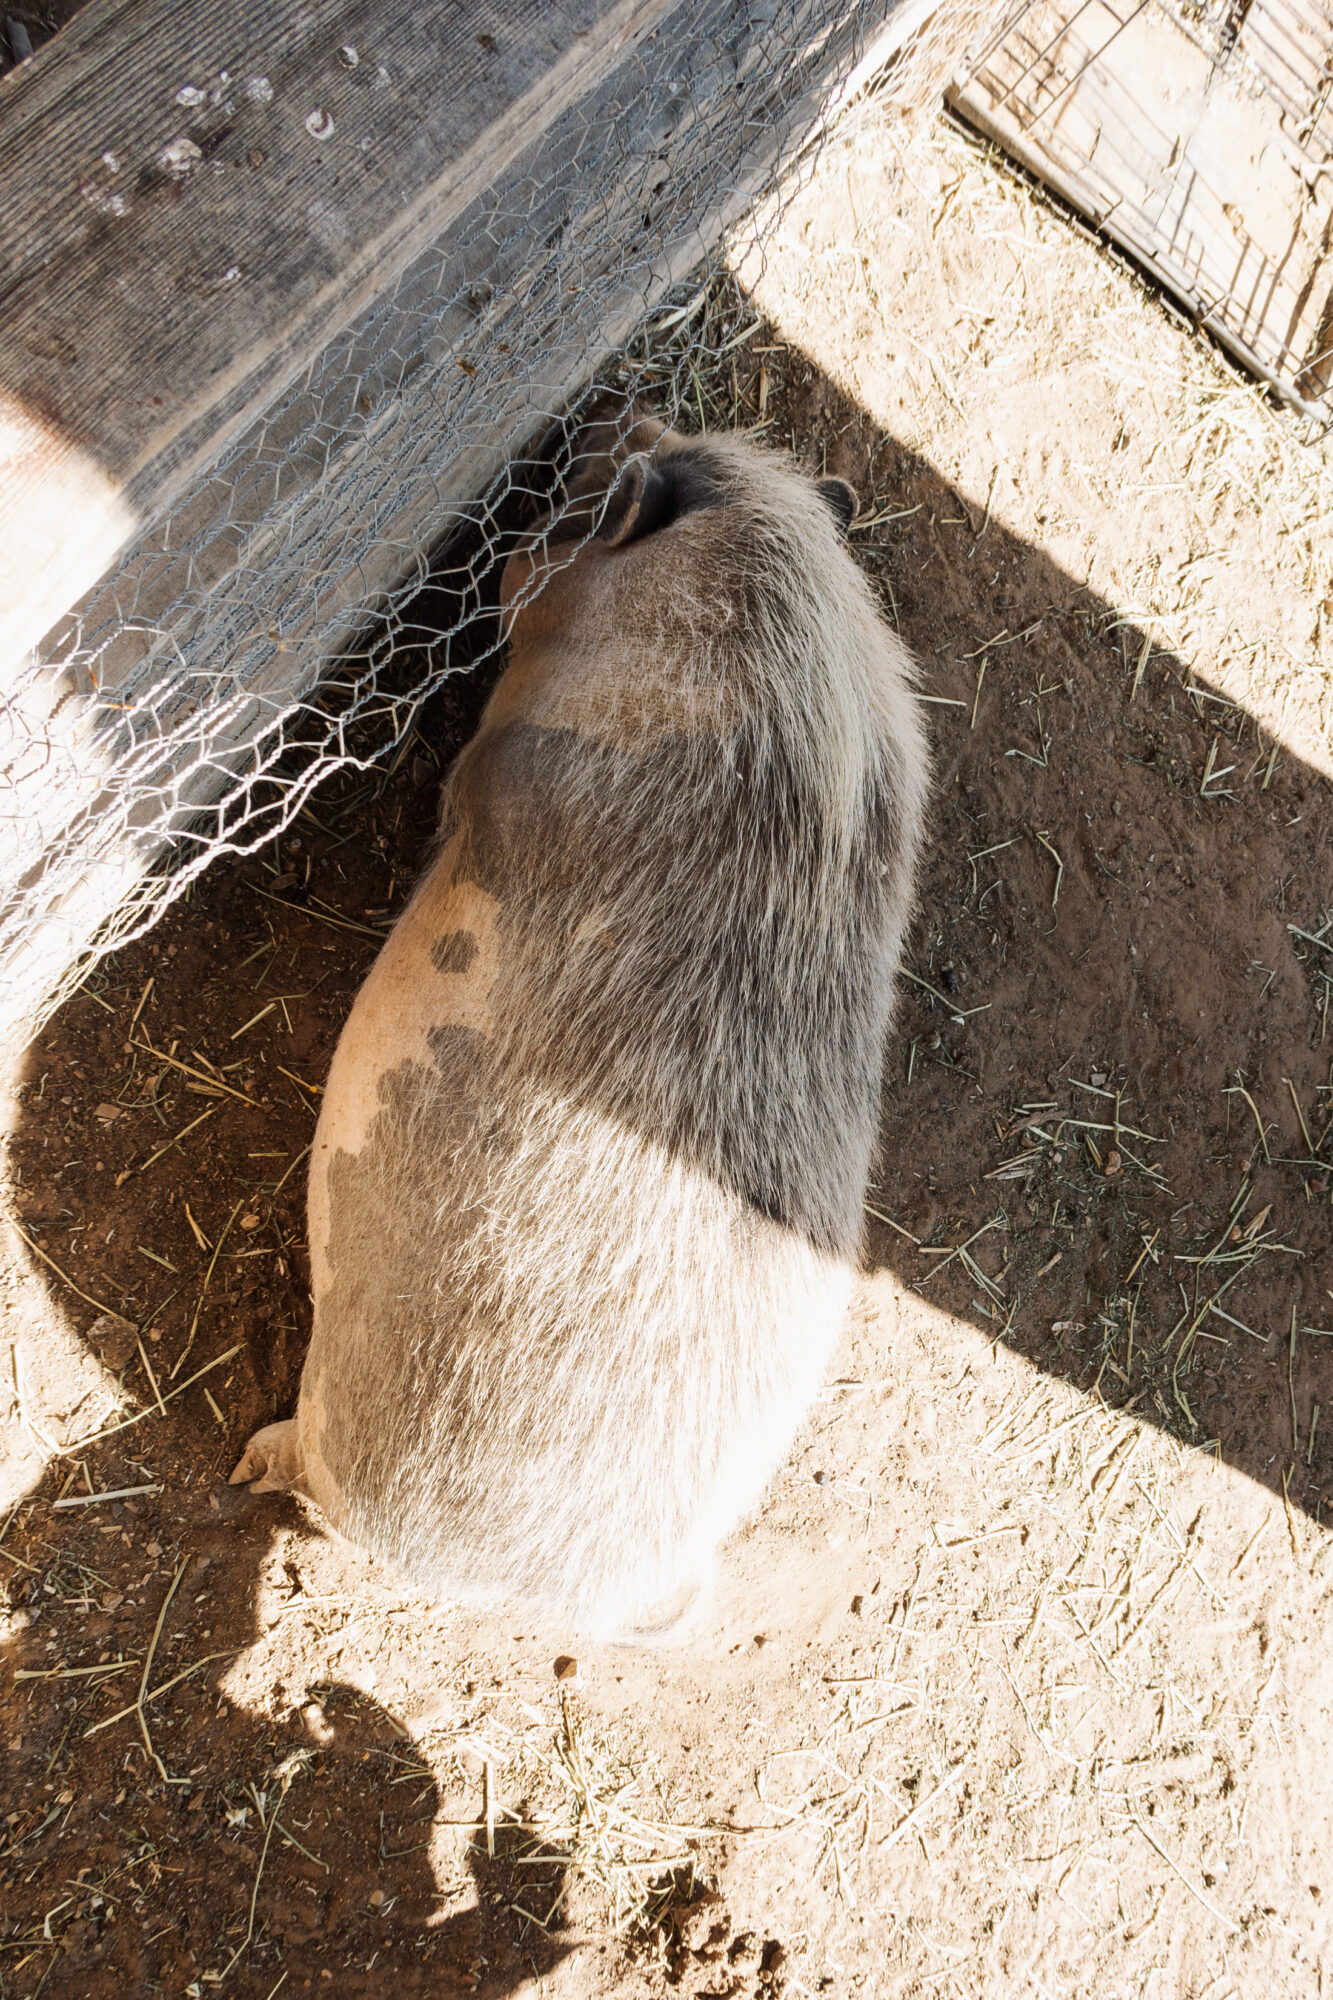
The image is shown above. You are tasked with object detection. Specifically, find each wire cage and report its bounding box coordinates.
[950,0,1333,421]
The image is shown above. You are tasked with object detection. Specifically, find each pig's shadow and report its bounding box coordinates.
[3,1473,580,1995]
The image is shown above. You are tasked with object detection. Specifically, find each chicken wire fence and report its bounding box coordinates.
[0,0,990,1051]
[951,0,1333,425]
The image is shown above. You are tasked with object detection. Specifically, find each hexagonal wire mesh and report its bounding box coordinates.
[0,0,995,1049]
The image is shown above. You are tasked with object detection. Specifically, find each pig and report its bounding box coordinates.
[231,411,929,1641]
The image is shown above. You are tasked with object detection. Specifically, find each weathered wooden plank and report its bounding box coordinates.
[0,0,675,673]
[0,0,924,1047]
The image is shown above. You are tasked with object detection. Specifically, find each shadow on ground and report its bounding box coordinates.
[1,333,1330,1994]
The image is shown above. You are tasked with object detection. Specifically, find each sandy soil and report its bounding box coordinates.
[3,105,1333,1999]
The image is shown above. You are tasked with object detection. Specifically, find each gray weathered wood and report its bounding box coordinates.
[0,0,675,672]
[0,0,925,1048]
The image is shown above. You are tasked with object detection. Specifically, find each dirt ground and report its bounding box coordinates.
[0,3,85,77]
[3,100,1333,2000]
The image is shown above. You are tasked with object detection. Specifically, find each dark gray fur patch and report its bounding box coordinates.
[431,929,477,975]
[426,1022,484,1074]
[445,705,912,1260]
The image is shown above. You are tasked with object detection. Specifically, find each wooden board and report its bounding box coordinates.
[0,0,676,673]
[0,0,918,1045]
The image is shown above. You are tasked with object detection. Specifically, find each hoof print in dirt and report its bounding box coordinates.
[666,1888,787,1996]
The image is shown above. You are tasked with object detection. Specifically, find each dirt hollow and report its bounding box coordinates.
[3,111,1333,2000]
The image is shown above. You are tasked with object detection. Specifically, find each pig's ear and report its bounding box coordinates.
[815,476,859,534]
[596,452,727,547]
[595,454,673,546]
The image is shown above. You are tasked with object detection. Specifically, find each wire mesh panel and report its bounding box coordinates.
[951,0,1333,419]
[0,0,986,1049]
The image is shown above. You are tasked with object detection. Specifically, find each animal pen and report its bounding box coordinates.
[3,0,1333,1055]
[6,9,1333,1992]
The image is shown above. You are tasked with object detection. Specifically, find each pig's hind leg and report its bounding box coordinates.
[608,1559,715,1650]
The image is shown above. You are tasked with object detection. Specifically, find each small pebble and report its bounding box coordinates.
[553,1654,579,1682]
